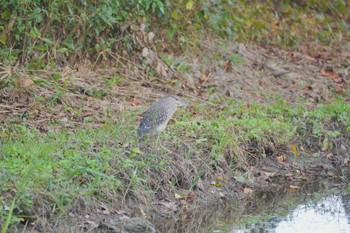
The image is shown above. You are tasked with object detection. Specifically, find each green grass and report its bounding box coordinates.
[0,99,349,229]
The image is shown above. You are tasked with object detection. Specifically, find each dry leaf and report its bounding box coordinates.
[288,185,299,192]
[182,214,192,222]
[277,154,287,162]
[222,60,232,72]
[142,47,149,57]
[179,199,188,206]
[272,21,279,30]
[147,32,155,42]
[159,201,178,211]
[326,153,334,159]
[320,67,339,79]
[243,187,253,195]
[334,87,344,93]
[175,193,182,199]
[186,192,195,202]
[156,61,168,77]
[23,78,34,88]
[286,175,294,182]
[130,98,139,106]
[290,145,300,157]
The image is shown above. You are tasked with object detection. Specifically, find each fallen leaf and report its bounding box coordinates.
[333,77,343,83]
[159,201,178,211]
[219,192,225,197]
[288,185,299,192]
[182,214,192,222]
[272,20,279,30]
[286,175,294,182]
[156,60,168,78]
[23,78,34,88]
[334,87,344,93]
[130,98,139,106]
[329,72,339,79]
[243,187,253,195]
[322,137,329,151]
[290,145,300,157]
[320,67,339,79]
[147,32,155,42]
[222,60,232,72]
[186,192,195,202]
[326,153,334,159]
[277,154,287,162]
[142,47,149,57]
[175,193,182,199]
[179,199,188,206]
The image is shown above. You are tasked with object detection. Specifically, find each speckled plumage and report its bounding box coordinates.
[137,95,187,138]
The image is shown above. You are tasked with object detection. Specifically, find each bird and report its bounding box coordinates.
[137,95,188,138]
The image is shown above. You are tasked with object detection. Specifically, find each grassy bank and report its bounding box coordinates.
[1,0,350,231]
[1,98,349,230]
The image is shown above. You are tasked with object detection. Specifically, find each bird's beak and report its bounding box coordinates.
[178,99,188,107]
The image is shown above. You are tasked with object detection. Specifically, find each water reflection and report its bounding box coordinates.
[233,193,350,233]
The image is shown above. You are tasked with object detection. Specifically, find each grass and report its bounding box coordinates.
[1,1,349,231]
[0,98,349,229]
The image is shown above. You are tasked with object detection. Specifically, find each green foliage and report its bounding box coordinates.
[0,0,166,64]
[1,0,348,66]
[165,0,349,47]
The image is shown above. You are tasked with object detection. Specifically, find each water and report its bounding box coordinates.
[231,190,350,233]
[154,181,350,233]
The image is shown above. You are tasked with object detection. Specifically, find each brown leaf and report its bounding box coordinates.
[320,67,339,79]
[277,154,287,162]
[326,153,334,159]
[329,72,339,79]
[288,185,299,193]
[272,21,279,30]
[335,87,344,93]
[243,187,253,195]
[182,214,192,222]
[186,192,195,202]
[22,78,34,88]
[333,77,343,84]
[225,89,232,97]
[321,67,333,75]
[156,60,168,78]
[130,98,139,106]
[179,199,188,206]
[222,60,232,72]
[286,175,294,182]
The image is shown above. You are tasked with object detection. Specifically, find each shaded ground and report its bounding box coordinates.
[1,39,350,232]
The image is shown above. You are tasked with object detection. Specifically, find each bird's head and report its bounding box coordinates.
[168,95,188,107]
